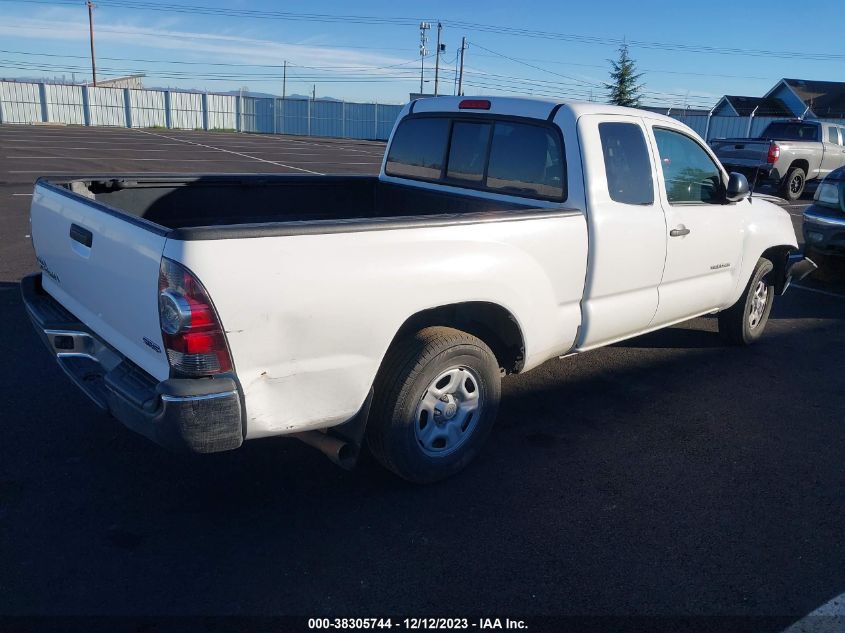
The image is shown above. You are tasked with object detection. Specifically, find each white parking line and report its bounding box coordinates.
[3,147,177,152]
[135,129,324,175]
[7,156,257,162]
[11,193,33,196]
[782,591,845,632]
[0,139,184,146]
[792,284,845,299]
[0,134,155,142]
[274,136,385,156]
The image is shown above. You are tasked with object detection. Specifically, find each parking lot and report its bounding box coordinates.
[1,125,844,627]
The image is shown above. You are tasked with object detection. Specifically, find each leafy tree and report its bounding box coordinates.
[604,44,644,107]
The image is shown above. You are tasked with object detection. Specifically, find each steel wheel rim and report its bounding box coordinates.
[414,365,483,457]
[748,280,769,329]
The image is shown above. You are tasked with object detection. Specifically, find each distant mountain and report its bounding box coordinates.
[219,90,342,101]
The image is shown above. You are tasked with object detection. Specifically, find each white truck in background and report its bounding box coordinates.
[22,96,814,483]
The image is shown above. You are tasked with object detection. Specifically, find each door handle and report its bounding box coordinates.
[670,227,691,237]
[70,223,93,247]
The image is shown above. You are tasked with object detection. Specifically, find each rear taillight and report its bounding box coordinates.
[767,143,780,164]
[158,257,232,376]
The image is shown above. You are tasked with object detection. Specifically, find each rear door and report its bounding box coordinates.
[576,115,667,349]
[646,123,744,326]
[31,181,170,380]
[821,125,845,176]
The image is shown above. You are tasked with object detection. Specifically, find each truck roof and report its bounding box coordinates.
[409,95,681,125]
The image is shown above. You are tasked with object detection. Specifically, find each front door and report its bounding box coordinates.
[647,124,744,326]
[820,125,845,178]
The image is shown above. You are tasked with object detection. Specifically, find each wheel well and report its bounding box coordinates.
[392,302,526,374]
[788,159,809,175]
[761,245,795,294]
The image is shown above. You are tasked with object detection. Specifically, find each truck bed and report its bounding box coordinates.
[43,175,536,235]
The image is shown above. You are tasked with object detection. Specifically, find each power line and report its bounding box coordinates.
[469,52,777,82]
[1,24,415,54]
[0,48,434,73]
[0,59,425,82]
[468,41,601,89]
[2,0,843,63]
[0,0,429,25]
[448,19,845,62]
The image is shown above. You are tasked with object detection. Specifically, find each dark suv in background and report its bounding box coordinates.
[803,166,845,274]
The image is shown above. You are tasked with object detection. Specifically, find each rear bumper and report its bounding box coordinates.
[21,273,245,453]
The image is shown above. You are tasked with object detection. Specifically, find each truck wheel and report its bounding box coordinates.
[780,168,806,201]
[367,326,501,483]
[718,258,775,345]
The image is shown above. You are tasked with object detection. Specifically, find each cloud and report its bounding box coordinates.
[0,14,413,72]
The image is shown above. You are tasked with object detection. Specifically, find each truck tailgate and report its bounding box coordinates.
[711,139,770,165]
[30,181,170,380]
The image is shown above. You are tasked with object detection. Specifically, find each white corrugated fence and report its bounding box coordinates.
[0,80,403,141]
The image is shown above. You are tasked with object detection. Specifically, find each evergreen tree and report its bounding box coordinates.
[604,44,644,107]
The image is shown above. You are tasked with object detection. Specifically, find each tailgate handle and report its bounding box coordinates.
[69,224,93,248]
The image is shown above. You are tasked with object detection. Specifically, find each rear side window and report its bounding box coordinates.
[761,122,819,141]
[386,115,566,201]
[828,127,840,144]
[385,118,450,180]
[598,122,654,205]
[446,121,491,183]
[487,123,564,199]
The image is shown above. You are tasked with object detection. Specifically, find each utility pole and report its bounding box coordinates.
[87,0,97,86]
[282,60,287,100]
[434,22,443,96]
[457,37,467,97]
[419,21,431,95]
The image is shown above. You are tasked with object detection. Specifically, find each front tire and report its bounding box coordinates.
[718,257,775,345]
[780,167,806,201]
[367,326,501,483]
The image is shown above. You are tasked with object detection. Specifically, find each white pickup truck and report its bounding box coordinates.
[22,97,814,482]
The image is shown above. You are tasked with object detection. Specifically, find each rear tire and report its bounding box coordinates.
[718,258,775,345]
[367,326,501,483]
[780,167,806,201]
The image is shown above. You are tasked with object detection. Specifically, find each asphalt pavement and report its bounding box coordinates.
[1,124,843,630]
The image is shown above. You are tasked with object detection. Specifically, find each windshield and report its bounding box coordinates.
[760,122,819,141]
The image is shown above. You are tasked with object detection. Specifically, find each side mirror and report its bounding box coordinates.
[726,172,750,202]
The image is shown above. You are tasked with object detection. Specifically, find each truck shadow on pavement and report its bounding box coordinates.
[2,278,844,618]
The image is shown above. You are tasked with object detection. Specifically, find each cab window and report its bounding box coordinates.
[486,122,564,199]
[385,118,450,180]
[385,115,566,201]
[446,121,491,183]
[653,128,723,204]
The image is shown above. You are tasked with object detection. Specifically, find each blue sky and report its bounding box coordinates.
[0,0,842,107]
